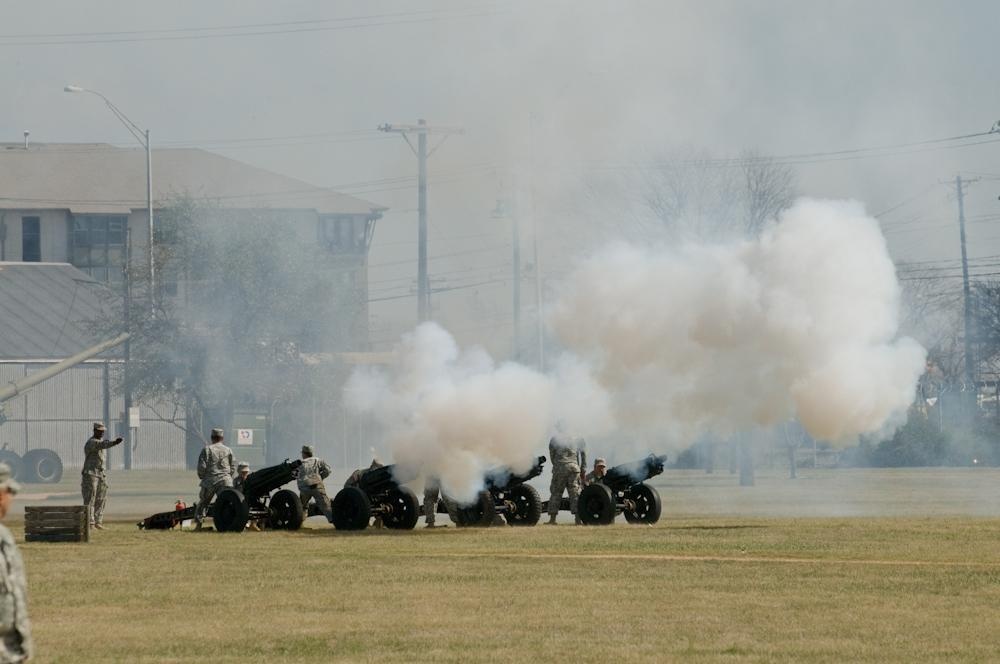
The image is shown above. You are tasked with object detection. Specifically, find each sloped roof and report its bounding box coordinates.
[0,262,120,359]
[0,143,386,216]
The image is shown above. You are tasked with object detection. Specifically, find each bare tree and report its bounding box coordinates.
[740,149,796,236]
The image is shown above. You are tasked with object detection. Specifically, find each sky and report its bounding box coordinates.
[2,0,999,354]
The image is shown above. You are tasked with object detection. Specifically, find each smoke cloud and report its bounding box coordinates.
[549,198,926,442]
[349,198,925,499]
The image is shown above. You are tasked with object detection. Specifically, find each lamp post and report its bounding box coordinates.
[65,85,152,471]
[64,85,155,310]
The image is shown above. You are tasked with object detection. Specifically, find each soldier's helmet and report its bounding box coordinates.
[237,462,250,472]
[210,428,224,439]
[301,445,314,457]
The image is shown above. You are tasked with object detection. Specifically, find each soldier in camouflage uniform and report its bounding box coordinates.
[194,428,235,529]
[233,462,251,492]
[296,445,333,523]
[81,422,124,529]
[546,429,586,525]
[423,476,442,528]
[0,462,32,662]
[585,457,608,485]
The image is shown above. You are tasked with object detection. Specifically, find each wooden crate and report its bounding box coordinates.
[24,506,90,543]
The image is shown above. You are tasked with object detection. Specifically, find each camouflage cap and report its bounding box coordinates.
[237,462,250,471]
[93,422,106,431]
[0,463,20,495]
[595,457,607,467]
[210,428,224,438]
[301,445,314,456]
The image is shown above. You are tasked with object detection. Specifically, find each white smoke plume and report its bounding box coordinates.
[548,198,927,443]
[345,323,612,502]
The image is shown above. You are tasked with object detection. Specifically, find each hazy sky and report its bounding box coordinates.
[3,0,999,352]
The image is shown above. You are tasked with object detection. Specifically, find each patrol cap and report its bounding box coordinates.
[301,445,314,456]
[93,422,106,432]
[0,463,21,495]
[237,462,250,471]
[595,457,607,467]
[210,428,224,438]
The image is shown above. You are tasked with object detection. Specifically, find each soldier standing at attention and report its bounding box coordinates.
[81,422,124,530]
[194,428,235,530]
[0,463,31,662]
[546,426,587,525]
[585,458,608,486]
[296,445,333,523]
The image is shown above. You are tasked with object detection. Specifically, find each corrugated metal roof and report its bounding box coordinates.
[0,262,120,359]
[0,143,386,216]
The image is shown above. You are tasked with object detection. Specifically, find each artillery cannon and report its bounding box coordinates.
[451,456,546,527]
[331,463,420,531]
[211,458,305,532]
[577,454,666,526]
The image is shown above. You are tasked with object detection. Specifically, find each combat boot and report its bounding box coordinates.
[546,515,557,525]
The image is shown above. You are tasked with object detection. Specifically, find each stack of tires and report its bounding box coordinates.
[0,448,63,484]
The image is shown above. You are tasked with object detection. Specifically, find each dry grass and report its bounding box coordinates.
[9,468,1000,662]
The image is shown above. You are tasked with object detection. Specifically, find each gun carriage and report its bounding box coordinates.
[449,456,546,527]
[331,463,421,531]
[576,454,666,526]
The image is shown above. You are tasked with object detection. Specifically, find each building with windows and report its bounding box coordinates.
[0,142,387,470]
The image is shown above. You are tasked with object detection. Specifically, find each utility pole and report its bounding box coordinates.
[378,120,462,322]
[122,227,133,470]
[955,174,979,414]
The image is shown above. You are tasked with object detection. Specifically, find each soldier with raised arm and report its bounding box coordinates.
[194,428,235,530]
[546,425,587,525]
[81,422,124,530]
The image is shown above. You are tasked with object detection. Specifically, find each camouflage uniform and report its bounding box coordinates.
[195,432,235,525]
[423,477,440,526]
[0,523,31,663]
[585,457,608,486]
[296,450,333,523]
[547,434,586,522]
[81,426,123,527]
[0,463,31,662]
[585,470,606,485]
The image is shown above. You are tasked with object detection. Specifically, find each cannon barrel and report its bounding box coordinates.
[484,455,546,491]
[357,463,416,497]
[243,459,303,502]
[602,454,668,493]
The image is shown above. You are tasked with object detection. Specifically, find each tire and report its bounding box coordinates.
[332,486,371,530]
[382,487,420,530]
[454,490,495,528]
[0,451,23,481]
[268,489,304,530]
[578,483,616,525]
[213,488,249,532]
[624,483,662,524]
[505,484,542,526]
[21,449,63,484]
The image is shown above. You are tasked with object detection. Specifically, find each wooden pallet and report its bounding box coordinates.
[24,506,90,543]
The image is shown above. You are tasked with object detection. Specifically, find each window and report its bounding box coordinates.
[319,216,366,253]
[21,217,40,262]
[71,215,127,282]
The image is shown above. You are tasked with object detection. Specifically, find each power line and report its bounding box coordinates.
[0,6,505,46]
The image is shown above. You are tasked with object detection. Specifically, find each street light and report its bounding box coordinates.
[64,85,155,308]
[65,85,153,473]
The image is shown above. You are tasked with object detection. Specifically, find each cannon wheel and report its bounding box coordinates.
[623,483,662,524]
[21,448,63,484]
[454,490,495,527]
[578,483,616,525]
[332,486,372,530]
[382,487,420,530]
[268,489,304,530]
[213,488,249,532]
[505,484,542,526]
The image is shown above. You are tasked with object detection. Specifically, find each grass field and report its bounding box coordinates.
[9,468,1000,662]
